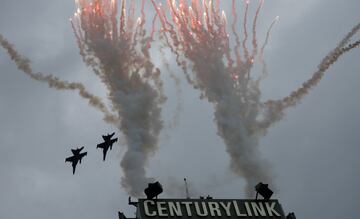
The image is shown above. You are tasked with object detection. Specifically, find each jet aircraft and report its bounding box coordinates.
[65,147,87,174]
[97,132,118,161]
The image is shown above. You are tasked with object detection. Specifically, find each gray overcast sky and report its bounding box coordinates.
[0,0,360,219]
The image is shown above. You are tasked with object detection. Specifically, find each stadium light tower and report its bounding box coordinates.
[255,182,274,201]
[144,181,163,199]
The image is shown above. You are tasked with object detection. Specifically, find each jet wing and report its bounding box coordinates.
[97,142,107,149]
[110,138,118,145]
[79,152,87,158]
[102,133,115,141]
[65,156,76,163]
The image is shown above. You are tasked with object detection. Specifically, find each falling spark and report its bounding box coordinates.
[259,15,279,79]
[71,0,165,197]
[152,0,360,196]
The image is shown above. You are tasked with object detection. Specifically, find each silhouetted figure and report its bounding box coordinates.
[97,132,118,161]
[65,147,87,174]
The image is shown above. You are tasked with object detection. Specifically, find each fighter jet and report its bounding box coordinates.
[97,132,118,161]
[65,147,87,174]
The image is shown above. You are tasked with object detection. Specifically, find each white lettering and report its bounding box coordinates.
[157,202,168,217]
[143,200,283,218]
[181,202,193,216]
[208,202,222,217]
[219,202,232,217]
[144,200,156,217]
[251,202,266,216]
[233,201,247,217]
[245,202,252,217]
[194,202,208,217]
[168,202,182,217]
[265,202,281,217]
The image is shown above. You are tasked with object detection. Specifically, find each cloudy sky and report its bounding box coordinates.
[0,0,359,219]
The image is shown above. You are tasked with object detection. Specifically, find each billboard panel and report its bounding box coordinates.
[138,199,285,219]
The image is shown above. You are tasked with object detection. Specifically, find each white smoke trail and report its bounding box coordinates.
[259,16,279,80]
[159,46,183,128]
[153,0,276,196]
[72,0,165,196]
[0,33,118,124]
[261,23,360,130]
[153,0,360,197]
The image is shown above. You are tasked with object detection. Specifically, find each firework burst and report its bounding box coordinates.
[71,0,165,197]
[151,0,360,196]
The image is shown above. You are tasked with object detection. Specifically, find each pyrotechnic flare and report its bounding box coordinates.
[152,0,278,196]
[152,0,360,196]
[262,23,360,130]
[71,0,165,196]
[259,16,279,79]
[0,33,118,124]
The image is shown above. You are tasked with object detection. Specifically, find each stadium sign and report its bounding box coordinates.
[138,199,285,219]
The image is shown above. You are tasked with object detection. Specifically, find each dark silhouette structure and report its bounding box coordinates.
[287,212,297,219]
[65,147,87,174]
[144,181,163,199]
[255,182,274,201]
[117,182,296,219]
[97,132,118,161]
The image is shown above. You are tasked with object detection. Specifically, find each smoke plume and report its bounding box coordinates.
[262,23,360,130]
[152,0,360,196]
[2,0,359,199]
[0,33,118,124]
[71,0,165,196]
